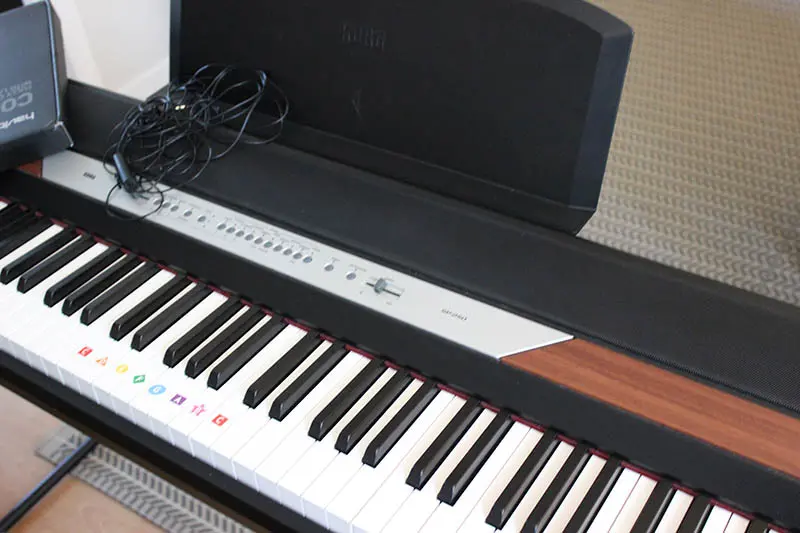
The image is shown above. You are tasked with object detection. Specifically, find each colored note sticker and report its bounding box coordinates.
[95,357,108,367]
[78,346,93,357]
[148,384,166,395]
[212,415,228,427]
[171,394,187,406]
[133,375,146,384]
[116,364,129,374]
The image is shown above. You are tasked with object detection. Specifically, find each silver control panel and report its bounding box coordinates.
[41,151,571,359]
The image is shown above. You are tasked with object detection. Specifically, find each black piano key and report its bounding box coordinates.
[110,275,191,340]
[0,227,75,284]
[438,412,514,506]
[335,370,413,454]
[269,341,347,420]
[185,306,264,378]
[0,203,23,228]
[243,332,324,407]
[0,210,35,242]
[630,479,676,533]
[562,457,624,533]
[676,495,713,533]
[18,234,94,294]
[308,358,386,441]
[61,254,139,316]
[80,262,158,325]
[745,520,770,533]
[131,284,211,351]
[208,317,287,389]
[44,246,123,307]
[363,380,439,467]
[486,430,561,529]
[520,444,592,533]
[163,298,241,367]
[406,398,482,491]
[0,216,50,260]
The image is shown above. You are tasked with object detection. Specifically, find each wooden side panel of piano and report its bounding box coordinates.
[503,340,800,483]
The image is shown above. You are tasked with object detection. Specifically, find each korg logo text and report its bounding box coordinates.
[341,22,386,51]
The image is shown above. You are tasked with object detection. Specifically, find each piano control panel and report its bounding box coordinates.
[41,151,571,359]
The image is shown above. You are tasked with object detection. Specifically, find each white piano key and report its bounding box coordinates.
[92,280,196,410]
[609,474,658,533]
[203,339,349,472]
[323,379,432,532]
[381,409,497,533]
[126,292,230,427]
[36,254,138,381]
[95,282,200,416]
[141,304,250,440]
[584,467,641,533]
[257,353,392,501]
[63,268,176,398]
[348,394,467,533]
[0,224,65,348]
[16,243,110,373]
[419,421,530,533]
[498,440,575,533]
[167,315,288,453]
[456,426,545,533]
[114,291,229,421]
[724,514,750,533]
[701,507,733,533]
[185,317,300,460]
[0,224,64,283]
[2,241,107,364]
[327,388,455,533]
[198,326,311,473]
[654,491,694,533]
[51,263,162,392]
[542,454,607,533]
[231,343,377,489]
[280,367,407,515]
[296,369,420,528]
[279,368,416,514]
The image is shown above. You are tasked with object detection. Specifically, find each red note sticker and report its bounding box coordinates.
[212,415,228,427]
[78,346,93,357]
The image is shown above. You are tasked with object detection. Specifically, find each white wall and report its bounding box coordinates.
[25,0,170,99]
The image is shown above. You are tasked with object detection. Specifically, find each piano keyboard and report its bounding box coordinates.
[0,195,787,533]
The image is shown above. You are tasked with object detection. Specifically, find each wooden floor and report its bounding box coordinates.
[0,387,162,533]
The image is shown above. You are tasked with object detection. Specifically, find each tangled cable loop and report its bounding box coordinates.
[103,64,289,220]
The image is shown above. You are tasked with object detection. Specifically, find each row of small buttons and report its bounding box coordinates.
[155,196,367,282]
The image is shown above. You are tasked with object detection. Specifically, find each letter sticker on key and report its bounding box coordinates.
[78,346,93,357]
[133,374,146,384]
[212,414,229,427]
[171,394,187,406]
[148,384,166,395]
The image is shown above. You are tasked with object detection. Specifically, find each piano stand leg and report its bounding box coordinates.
[0,437,97,532]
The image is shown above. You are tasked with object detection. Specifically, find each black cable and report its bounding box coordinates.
[0,438,97,532]
[103,64,289,221]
